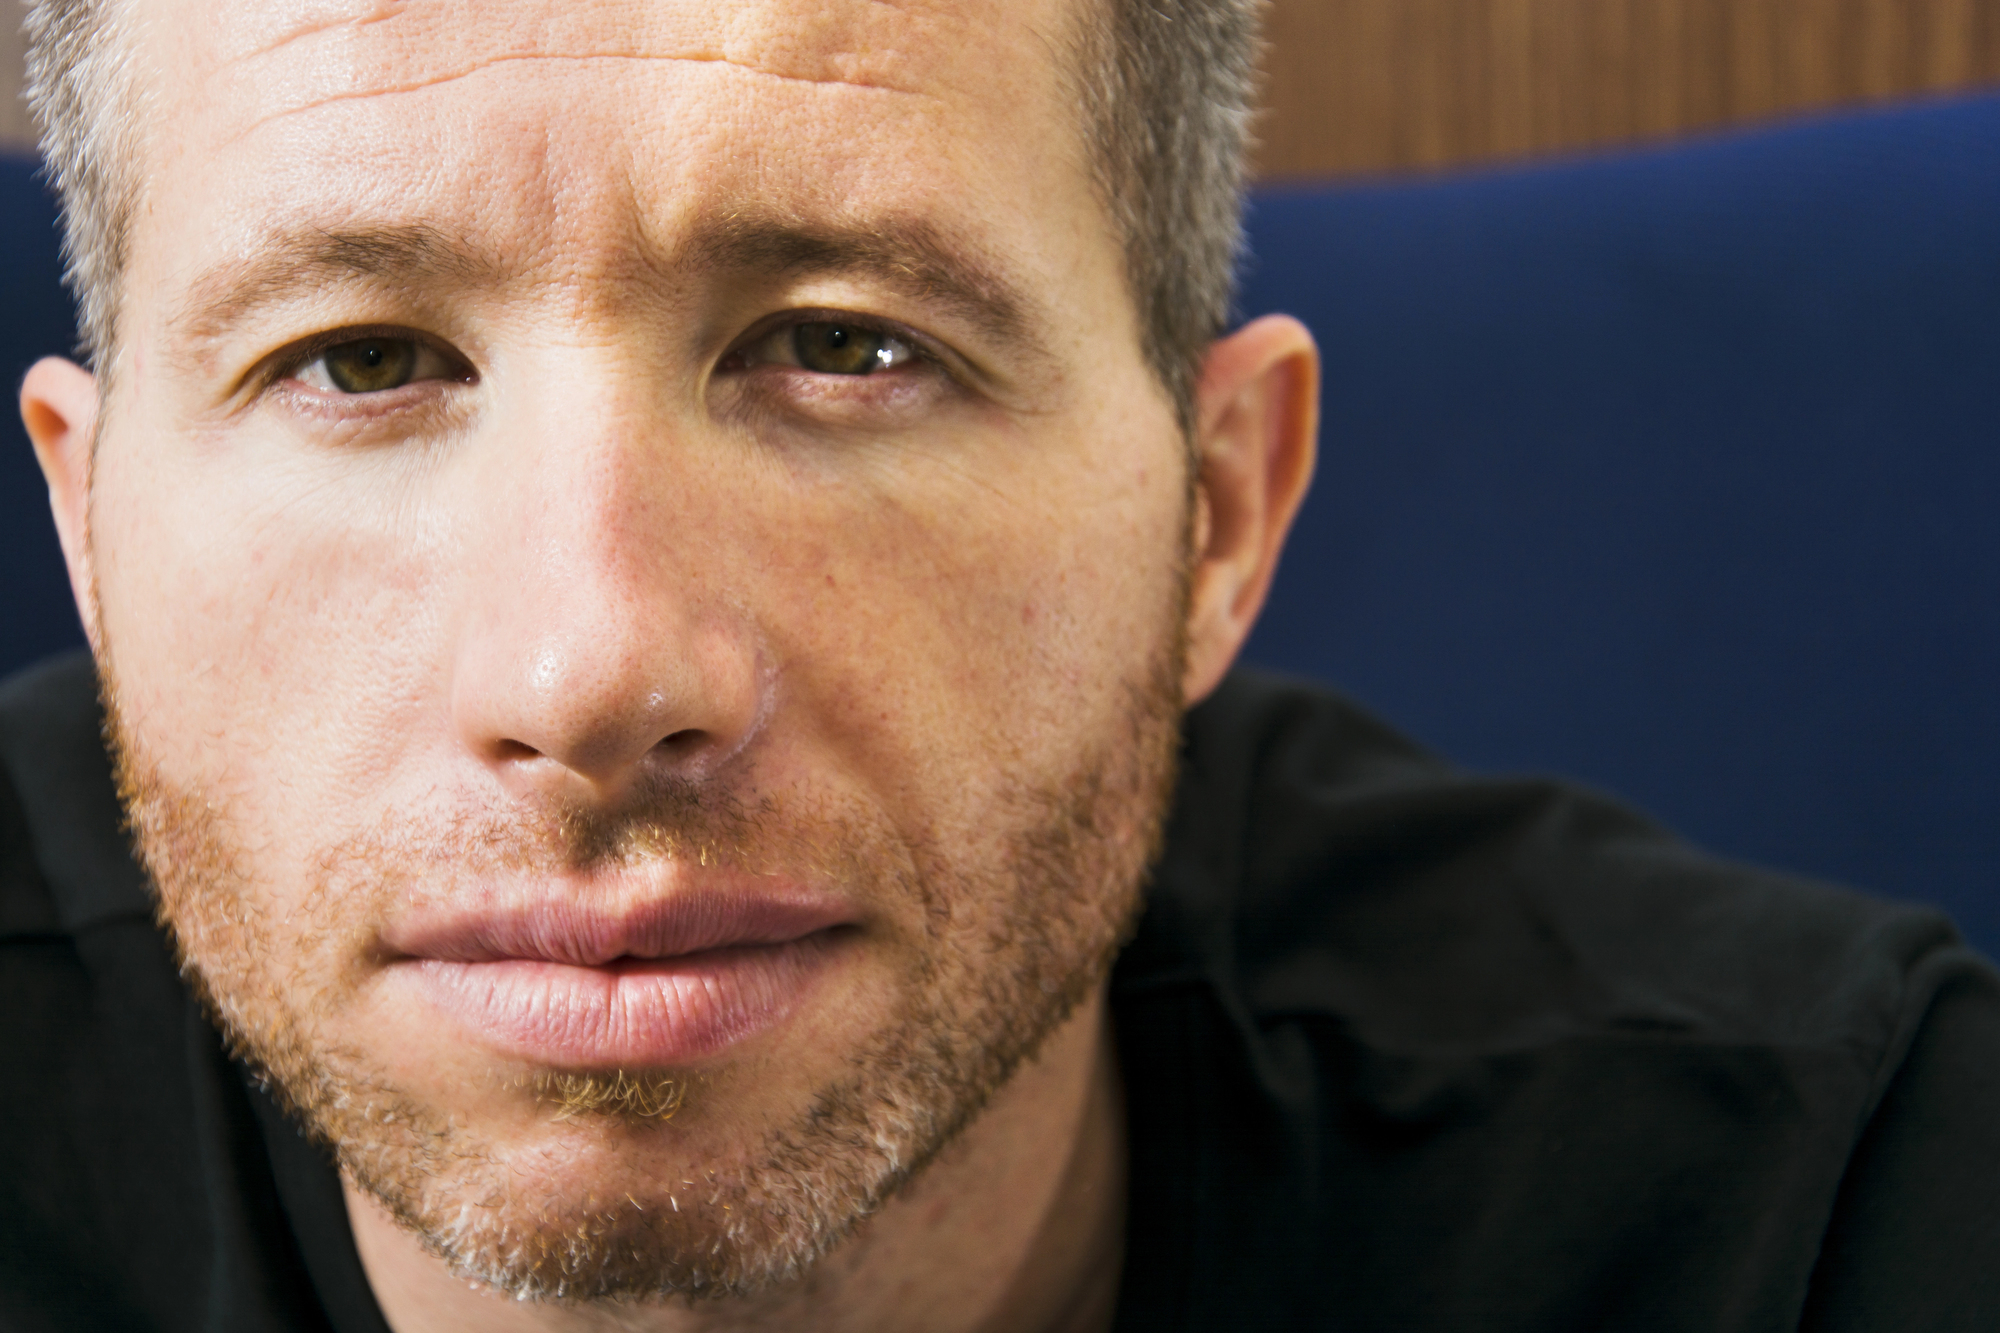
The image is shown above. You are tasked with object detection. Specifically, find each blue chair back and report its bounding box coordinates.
[1239,93,2000,954]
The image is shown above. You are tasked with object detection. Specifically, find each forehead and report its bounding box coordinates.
[130,0,1098,306]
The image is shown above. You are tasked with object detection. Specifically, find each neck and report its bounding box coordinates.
[345,990,1129,1333]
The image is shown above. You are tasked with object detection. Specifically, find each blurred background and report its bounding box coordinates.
[1,6,1996,952]
[1257,0,2000,176]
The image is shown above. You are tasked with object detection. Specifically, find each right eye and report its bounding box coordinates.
[731,320,920,377]
[292,335,459,395]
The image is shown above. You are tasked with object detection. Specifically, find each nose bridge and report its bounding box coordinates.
[515,370,678,643]
[450,347,761,794]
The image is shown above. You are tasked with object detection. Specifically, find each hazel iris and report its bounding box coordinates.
[322,338,419,394]
[792,323,896,375]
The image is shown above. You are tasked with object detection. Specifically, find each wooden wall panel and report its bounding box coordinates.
[1256,0,2000,178]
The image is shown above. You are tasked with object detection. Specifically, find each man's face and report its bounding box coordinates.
[83,0,1195,1301]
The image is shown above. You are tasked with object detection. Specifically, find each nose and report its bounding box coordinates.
[447,377,765,803]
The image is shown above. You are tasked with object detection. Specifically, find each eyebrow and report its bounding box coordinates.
[681,212,1037,352]
[174,223,500,348]
[171,211,1045,364]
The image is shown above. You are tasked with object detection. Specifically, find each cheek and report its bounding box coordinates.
[89,428,451,818]
[749,420,1189,811]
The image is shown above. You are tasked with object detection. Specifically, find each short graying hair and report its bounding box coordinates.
[22,0,138,378]
[25,0,1263,428]
[1071,0,1264,430]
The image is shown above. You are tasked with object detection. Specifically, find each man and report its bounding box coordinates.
[3,0,1998,1328]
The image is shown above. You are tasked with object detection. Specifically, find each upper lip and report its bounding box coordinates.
[380,884,855,967]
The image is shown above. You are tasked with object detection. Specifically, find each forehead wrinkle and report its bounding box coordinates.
[231,49,935,146]
[203,0,968,89]
[238,0,408,64]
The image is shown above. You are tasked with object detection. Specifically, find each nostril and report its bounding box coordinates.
[654,729,708,758]
[495,739,541,762]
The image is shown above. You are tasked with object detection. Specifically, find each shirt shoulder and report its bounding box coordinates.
[1141,666,1974,1060]
[1116,667,2000,1331]
[0,652,154,933]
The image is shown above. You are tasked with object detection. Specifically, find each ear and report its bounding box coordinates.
[1180,314,1319,705]
[20,356,103,651]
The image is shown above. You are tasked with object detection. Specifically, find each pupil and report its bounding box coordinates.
[362,346,384,368]
[826,328,850,349]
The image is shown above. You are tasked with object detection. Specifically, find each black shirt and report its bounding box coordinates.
[4,651,1998,1331]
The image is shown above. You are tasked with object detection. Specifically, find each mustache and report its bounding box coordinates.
[301,768,908,909]
[429,772,772,873]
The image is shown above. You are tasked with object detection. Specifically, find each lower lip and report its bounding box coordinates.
[396,935,842,1066]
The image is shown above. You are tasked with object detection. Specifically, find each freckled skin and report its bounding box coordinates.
[23,0,1319,1330]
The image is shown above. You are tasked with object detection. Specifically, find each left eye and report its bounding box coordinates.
[293,336,456,394]
[740,321,916,376]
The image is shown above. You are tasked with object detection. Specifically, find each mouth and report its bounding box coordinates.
[379,887,857,1067]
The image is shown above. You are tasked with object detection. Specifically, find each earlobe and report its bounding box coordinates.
[20,356,103,649]
[1179,315,1320,706]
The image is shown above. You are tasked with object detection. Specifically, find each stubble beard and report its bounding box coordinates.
[105,622,1187,1305]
